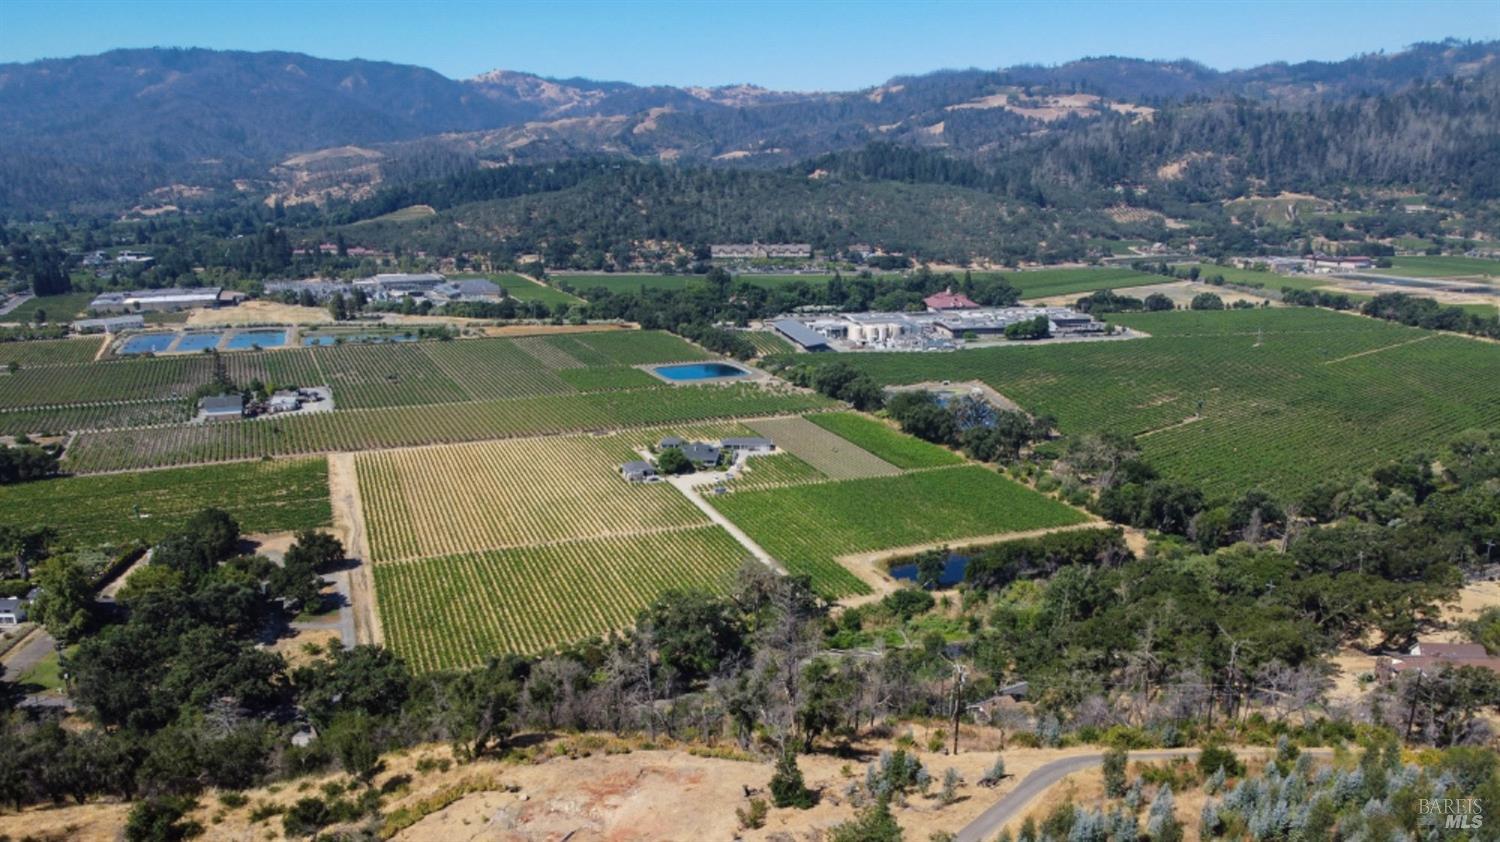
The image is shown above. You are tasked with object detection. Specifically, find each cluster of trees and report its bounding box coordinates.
[4,235,70,296]
[1073,288,1173,315]
[775,361,886,411]
[0,442,59,484]
[1280,287,1358,310]
[1361,292,1500,339]
[1003,314,1051,340]
[4,512,360,810]
[886,390,1054,464]
[1281,289,1500,339]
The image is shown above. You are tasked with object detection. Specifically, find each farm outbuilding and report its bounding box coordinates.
[198,394,245,420]
[73,315,145,334]
[721,436,775,453]
[620,460,659,483]
[0,597,28,625]
[89,287,223,313]
[771,319,830,351]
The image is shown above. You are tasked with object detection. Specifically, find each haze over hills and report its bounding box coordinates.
[0,39,1496,214]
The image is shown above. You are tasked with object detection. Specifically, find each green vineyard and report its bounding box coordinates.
[0,329,717,437]
[63,385,836,472]
[787,308,1500,498]
[0,457,331,547]
[806,412,964,469]
[0,337,103,367]
[972,267,1161,299]
[711,465,1091,597]
[374,526,749,670]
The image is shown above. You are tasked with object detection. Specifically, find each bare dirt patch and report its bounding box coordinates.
[1030,280,1272,309]
[0,728,1247,842]
[273,626,342,669]
[186,300,333,327]
[479,323,629,338]
[1448,579,1500,626]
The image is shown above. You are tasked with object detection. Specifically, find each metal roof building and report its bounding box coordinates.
[198,394,245,419]
[771,319,830,351]
[89,287,223,312]
[620,460,658,482]
[721,436,775,452]
[73,315,145,334]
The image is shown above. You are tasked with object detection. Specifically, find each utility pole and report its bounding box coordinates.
[950,663,967,755]
[1404,671,1424,741]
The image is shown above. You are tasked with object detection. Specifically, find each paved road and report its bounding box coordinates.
[290,568,356,649]
[0,293,34,318]
[954,749,1197,842]
[955,746,1328,842]
[660,453,786,574]
[0,627,56,683]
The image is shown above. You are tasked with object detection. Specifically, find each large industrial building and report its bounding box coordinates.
[88,287,225,313]
[772,306,1107,351]
[352,273,448,299]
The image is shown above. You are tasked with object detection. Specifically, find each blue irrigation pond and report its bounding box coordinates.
[653,362,751,382]
[174,332,223,352]
[119,334,175,355]
[889,553,970,588]
[225,330,287,350]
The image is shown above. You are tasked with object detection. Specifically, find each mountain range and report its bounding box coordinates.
[0,39,1496,214]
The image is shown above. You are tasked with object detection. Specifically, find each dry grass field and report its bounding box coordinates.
[745,414,901,479]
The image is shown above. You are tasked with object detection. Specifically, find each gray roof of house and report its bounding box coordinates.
[622,460,656,474]
[0,597,25,612]
[771,319,829,349]
[721,436,773,448]
[456,279,500,296]
[659,436,685,448]
[680,443,721,462]
[199,394,244,413]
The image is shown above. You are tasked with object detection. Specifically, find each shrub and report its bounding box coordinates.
[770,748,815,809]
[736,797,768,829]
[125,796,203,842]
[1103,746,1128,798]
[217,791,248,809]
[827,796,902,842]
[1196,744,1243,779]
[939,767,961,805]
[247,801,284,823]
[979,756,1006,787]
[281,797,331,838]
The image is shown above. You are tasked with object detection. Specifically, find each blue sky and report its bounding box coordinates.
[3,0,1497,90]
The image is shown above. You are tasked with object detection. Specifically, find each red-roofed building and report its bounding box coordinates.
[924,287,979,311]
[1376,640,1500,682]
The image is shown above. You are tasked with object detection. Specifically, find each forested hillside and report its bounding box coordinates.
[1,40,1496,215]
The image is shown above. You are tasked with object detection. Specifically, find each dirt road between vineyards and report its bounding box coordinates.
[328,453,383,645]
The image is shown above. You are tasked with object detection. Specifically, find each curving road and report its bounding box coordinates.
[954,749,1198,842]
